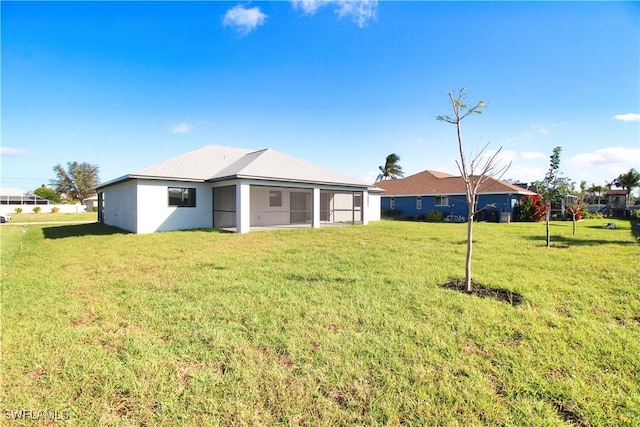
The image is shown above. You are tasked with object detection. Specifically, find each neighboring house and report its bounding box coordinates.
[83,195,99,212]
[0,187,50,206]
[375,170,535,222]
[604,189,629,218]
[96,145,382,234]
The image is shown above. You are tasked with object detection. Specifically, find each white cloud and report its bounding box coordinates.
[223,5,267,35]
[0,147,29,156]
[613,113,640,122]
[568,146,640,168]
[521,151,546,160]
[292,0,325,14]
[505,125,549,144]
[335,0,377,27]
[480,149,517,164]
[504,166,546,184]
[170,123,193,134]
[292,0,378,27]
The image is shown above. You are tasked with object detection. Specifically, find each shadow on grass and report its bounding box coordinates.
[42,223,131,239]
[521,234,637,247]
[585,219,640,243]
[441,280,523,306]
[632,218,640,242]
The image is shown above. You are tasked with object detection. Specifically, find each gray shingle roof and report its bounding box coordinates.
[132,145,253,180]
[211,148,369,186]
[99,145,371,189]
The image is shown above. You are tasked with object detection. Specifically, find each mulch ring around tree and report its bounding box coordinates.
[441,280,524,306]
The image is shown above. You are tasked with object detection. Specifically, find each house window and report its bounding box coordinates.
[269,191,282,207]
[435,196,448,206]
[354,193,362,208]
[416,196,422,210]
[168,187,196,207]
[390,197,395,209]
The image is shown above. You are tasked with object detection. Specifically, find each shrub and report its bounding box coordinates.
[51,207,60,214]
[14,207,22,214]
[382,209,399,219]
[93,206,98,212]
[582,211,603,220]
[426,210,444,222]
[516,195,546,222]
[32,206,42,214]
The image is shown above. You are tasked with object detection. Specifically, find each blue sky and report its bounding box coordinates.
[2,1,639,194]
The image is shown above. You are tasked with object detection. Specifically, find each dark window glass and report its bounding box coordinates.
[269,191,282,207]
[168,187,196,207]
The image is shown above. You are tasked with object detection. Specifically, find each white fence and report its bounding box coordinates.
[0,203,88,214]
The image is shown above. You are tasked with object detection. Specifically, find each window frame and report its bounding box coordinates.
[168,187,196,208]
[390,197,395,209]
[416,196,422,210]
[435,196,449,207]
[354,193,362,208]
[269,190,282,207]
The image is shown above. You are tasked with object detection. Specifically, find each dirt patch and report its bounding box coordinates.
[441,280,523,306]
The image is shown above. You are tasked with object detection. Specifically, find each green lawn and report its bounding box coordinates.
[8,211,97,223]
[1,219,638,425]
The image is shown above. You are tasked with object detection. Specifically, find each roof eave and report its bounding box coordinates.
[96,174,205,190]
[207,174,371,189]
[381,190,535,197]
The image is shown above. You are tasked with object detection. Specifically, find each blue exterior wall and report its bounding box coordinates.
[381,194,520,221]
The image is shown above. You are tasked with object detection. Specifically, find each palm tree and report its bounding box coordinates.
[376,153,404,182]
[613,168,640,207]
[587,183,606,205]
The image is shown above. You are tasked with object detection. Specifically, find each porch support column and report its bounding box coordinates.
[236,181,251,234]
[97,192,104,223]
[362,190,369,225]
[312,188,320,229]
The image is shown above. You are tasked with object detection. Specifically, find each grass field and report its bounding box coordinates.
[6,211,97,223]
[1,219,638,425]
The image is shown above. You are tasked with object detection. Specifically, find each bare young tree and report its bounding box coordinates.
[437,88,510,293]
[533,147,573,247]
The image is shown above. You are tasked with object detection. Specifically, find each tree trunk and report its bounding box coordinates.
[464,200,474,292]
[545,204,551,247]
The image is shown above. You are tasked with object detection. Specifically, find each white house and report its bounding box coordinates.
[97,145,382,234]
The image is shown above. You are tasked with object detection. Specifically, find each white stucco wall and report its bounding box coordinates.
[367,193,381,221]
[102,177,376,234]
[3,203,87,214]
[103,180,138,233]
[136,180,213,234]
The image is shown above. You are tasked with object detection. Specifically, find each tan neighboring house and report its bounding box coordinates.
[604,189,629,218]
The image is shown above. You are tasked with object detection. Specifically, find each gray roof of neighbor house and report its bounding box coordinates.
[97,145,375,189]
[375,169,536,196]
